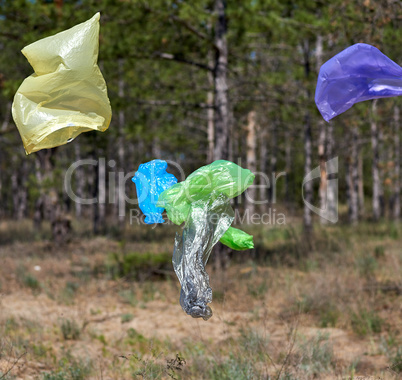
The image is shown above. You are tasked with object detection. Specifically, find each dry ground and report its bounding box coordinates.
[0,220,401,379]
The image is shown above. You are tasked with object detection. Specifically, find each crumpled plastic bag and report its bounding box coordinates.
[315,43,402,121]
[219,226,254,250]
[157,160,255,249]
[12,12,112,154]
[173,192,234,320]
[132,159,178,224]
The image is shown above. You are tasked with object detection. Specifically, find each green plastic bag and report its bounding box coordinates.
[12,13,111,154]
[158,160,255,250]
[219,226,254,250]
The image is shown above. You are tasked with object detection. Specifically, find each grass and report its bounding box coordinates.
[0,218,400,379]
[350,308,384,337]
[41,353,92,380]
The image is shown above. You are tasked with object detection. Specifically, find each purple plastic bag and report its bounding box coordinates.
[315,43,402,121]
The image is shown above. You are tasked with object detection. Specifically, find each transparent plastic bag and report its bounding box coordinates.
[132,159,178,224]
[172,192,234,320]
[12,13,111,154]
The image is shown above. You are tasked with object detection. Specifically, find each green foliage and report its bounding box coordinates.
[110,251,171,279]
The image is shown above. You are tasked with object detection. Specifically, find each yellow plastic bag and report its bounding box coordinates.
[12,13,111,154]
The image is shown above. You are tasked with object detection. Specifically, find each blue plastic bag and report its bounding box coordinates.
[315,43,402,121]
[132,160,177,224]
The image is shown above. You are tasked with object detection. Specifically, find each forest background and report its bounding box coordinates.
[0,1,401,379]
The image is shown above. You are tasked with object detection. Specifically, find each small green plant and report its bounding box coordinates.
[24,274,40,290]
[350,309,383,336]
[379,334,402,373]
[60,319,81,340]
[297,332,334,377]
[119,288,137,306]
[208,353,258,379]
[319,303,340,328]
[121,313,134,323]
[16,265,41,293]
[374,245,385,258]
[355,254,377,277]
[129,352,186,380]
[42,355,92,380]
[59,282,79,305]
[389,347,402,373]
[239,327,270,361]
[109,251,171,280]
[247,280,268,299]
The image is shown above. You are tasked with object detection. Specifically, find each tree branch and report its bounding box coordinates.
[135,99,212,109]
[153,52,213,71]
[141,3,218,51]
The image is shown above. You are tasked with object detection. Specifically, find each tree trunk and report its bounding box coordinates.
[98,157,106,233]
[269,120,277,204]
[302,39,313,237]
[358,148,365,217]
[245,111,257,215]
[34,149,71,243]
[316,35,329,225]
[371,101,382,221]
[116,58,126,227]
[259,126,268,214]
[212,0,230,271]
[285,127,293,210]
[318,117,327,224]
[11,158,27,220]
[392,104,400,220]
[349,127,359,224]
[74,143,83,219]
[303,113,313,235]
[213,0,229,161]
[93,157,100,235]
